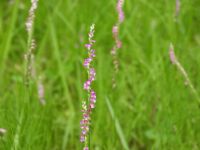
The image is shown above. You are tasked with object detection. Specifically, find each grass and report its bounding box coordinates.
[0,0,200,149]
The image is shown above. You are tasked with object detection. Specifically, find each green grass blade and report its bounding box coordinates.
[105,97,130,150]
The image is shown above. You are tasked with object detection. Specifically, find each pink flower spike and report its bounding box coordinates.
[111,0,125,89]
[90,103,95,109]
[80,24,97,149]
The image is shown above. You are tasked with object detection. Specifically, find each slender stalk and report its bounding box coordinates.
[169,43,200,104]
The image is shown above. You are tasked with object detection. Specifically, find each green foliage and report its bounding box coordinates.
[0,0,200,149]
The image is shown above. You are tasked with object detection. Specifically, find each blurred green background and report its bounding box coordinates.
[0,0,200,149]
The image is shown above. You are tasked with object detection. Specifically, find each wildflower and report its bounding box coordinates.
[111,0,125,88]
[80,24,97,149]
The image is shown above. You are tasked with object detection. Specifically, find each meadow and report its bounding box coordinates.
[0,0,200,149]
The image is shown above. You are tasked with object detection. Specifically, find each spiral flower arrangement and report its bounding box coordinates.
[80,24,97,150]
[111,0,125,88]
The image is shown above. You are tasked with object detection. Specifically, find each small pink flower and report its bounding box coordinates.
[83,113,90,120]
[90,49,96,58]
[89,68,96,81]
[90,90,96,103]
[85,44,92,49]
[80,135,85,142]
[80,120,85,125]
[84,58,92,68]
[90,103,95,109]
[82,129,87,135]
[116,40,122,48]
[112,26,118,37]
[84,80,91,90]
[84,147,89,150]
